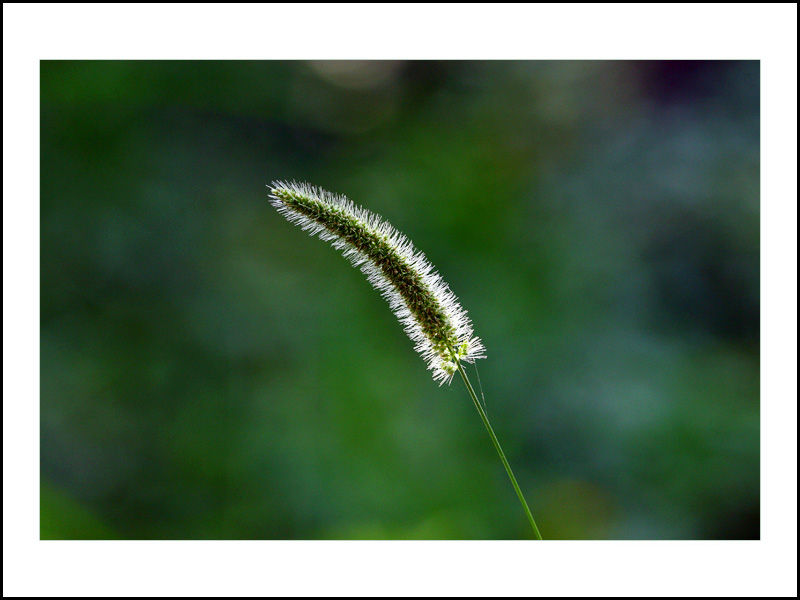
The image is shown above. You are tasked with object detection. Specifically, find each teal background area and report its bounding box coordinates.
[40,60,759,539]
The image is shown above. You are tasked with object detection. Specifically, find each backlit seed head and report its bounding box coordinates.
[268,181,486,384]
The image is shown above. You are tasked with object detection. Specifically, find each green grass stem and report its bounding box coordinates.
[455,361,543,540]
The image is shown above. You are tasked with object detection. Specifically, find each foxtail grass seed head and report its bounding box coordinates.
[268,181,486,383]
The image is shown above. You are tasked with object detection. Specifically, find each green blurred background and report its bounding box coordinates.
[40,60,759,539]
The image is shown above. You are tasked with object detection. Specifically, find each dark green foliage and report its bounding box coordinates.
[40,60,760,539]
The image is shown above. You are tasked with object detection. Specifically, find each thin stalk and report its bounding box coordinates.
[455,361,543,540]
